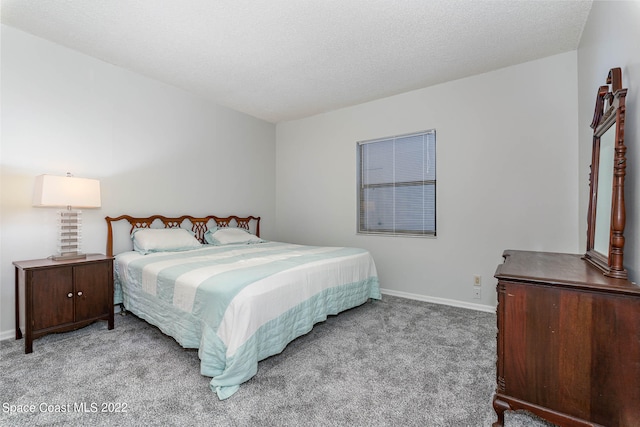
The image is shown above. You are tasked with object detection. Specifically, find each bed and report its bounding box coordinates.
[105,214,380,399]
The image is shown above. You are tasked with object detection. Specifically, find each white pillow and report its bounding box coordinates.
[131,228,202,254]
[204,227,264,245]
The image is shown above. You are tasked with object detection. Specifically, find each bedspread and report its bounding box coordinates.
[114,241,380,399]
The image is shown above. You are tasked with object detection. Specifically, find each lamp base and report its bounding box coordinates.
[57,209,83,260]
[51,253,87,261]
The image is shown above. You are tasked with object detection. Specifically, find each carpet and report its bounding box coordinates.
[0,295,556,426]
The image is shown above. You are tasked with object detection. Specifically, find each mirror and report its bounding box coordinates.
[593,125,615,255]
[584,68,628,279]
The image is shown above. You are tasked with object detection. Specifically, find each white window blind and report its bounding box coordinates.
[357,130,436,236]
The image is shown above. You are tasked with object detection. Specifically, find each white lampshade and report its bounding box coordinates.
[33,174,101,208]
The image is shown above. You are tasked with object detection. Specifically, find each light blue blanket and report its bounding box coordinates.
[115,242,380,399]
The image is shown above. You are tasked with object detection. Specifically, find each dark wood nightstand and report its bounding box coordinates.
[13,254,114,354]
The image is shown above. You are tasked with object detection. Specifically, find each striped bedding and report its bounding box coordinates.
[114,241,380,399]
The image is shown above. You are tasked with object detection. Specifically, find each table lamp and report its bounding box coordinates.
[33,173,101,260]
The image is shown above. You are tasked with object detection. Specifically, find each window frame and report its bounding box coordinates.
[356,129,436,237]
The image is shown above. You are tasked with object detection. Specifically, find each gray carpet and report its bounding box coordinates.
[0,295,556,427]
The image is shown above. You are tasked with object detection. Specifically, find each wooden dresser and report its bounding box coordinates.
[493,250,640,427]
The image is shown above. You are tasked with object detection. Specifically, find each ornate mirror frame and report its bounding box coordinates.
[584,67,628,279]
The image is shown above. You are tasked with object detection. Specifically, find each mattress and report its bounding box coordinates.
[114,241,380,399]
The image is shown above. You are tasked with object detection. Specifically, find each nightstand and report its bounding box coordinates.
[13,254,114,354]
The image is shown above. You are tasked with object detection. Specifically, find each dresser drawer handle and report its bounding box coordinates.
[67,293,73,298]
[77,291,83,297]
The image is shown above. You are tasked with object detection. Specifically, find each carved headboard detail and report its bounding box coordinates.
[105,214,261,257]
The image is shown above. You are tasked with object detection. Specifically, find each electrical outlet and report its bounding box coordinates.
[473,275,481,286]
[473,287,481,299]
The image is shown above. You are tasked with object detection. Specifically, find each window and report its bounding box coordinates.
[357,130,436,236]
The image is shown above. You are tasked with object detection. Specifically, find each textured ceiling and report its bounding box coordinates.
[1,1,593,123]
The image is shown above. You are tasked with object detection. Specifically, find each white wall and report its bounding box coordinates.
[276,52,580,310]
[0,25,276,339]
[577,0,640,282]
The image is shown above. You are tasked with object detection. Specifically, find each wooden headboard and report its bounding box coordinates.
[105,214,261,257]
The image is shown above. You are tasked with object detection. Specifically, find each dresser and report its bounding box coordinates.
[14,254,114,354]
[493,250,640,427]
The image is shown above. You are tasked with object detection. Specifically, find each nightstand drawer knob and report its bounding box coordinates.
[67,292,73,298]
[77,291,83,297]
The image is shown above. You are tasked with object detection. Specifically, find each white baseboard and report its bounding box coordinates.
[0,329,15,341]
[380,288,496,313]
[1,292,493,341]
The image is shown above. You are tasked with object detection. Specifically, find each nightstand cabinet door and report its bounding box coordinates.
[74,262,112,322]
[31,267,74,330]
